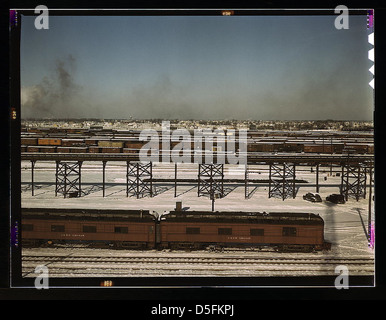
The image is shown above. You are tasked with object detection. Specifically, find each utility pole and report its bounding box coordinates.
[174,162,177,197]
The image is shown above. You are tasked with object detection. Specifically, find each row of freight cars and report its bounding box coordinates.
[21,136,375,154]
[247,141,374,154]
[22,126,374,139]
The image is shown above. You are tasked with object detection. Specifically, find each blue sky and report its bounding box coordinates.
[20,14,374,120]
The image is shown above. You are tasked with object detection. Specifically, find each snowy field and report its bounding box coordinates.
[20,160,375,279]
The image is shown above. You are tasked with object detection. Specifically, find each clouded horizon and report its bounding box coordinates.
[20,13,374,121]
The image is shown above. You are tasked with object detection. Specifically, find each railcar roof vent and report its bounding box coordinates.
[175,201,182,211]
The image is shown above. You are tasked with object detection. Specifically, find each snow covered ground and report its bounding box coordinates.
[20,160,375,279]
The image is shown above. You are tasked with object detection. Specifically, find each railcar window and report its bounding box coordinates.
[186,227,200,234]
[22,224,33,231]
[250,228,264,236]
[282,227,297,236]
[114,226,128,233]
[83,225,97,233]
[51,225,65,232]
[218,228,232,235]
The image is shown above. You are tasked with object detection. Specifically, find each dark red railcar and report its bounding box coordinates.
[22,208,156,249]
[21,208,330,252]
[159,211,330,252]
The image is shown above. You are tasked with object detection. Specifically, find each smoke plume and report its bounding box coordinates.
[21,54,87,119]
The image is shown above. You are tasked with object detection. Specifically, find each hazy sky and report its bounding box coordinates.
[20,13,374,120]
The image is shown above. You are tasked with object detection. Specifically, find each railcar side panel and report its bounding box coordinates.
[160,222,324,247]
[22,218,156,248]
[21,209,328,251]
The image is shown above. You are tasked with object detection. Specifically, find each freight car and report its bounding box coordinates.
[37,138,62,146]
[21,208,331,252]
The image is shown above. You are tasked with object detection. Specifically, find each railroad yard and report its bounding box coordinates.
[13,6,377,292]
[20,162,375,279]
[18,121,375,282]
[22,249,374,278]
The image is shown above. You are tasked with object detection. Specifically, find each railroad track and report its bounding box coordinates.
[22,253,374,277]
[22,254,375,264]
[21,152,374,166]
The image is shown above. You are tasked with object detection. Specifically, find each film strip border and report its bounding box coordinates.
[367,10,374,89]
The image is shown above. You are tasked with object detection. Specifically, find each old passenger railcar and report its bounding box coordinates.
[21,208,330,252]
[22,208,156,249]
[159,211,328,252]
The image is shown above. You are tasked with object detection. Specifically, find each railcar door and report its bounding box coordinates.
[155,222,161,248]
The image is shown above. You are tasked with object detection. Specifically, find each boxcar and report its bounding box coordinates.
[26,146,40,152]
[98,140,125,148]
[37,138,62,146]
[304,144,333,154]
[21,137,38,146]
[159,211,328,252]
[88,146,100,153]
[61,139,85,147]
[22,208,156,249]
